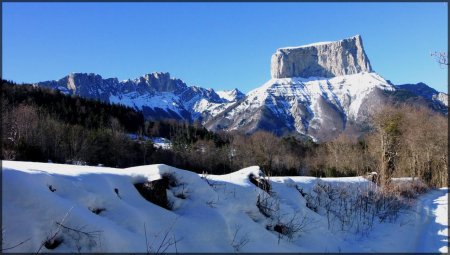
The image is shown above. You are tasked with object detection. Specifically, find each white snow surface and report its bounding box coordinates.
[151,137,172,150]
[2,161,448,253]
[222,72,395,139]
[245,72,394,120]
[216,89,242,102]
[278,35,361,50]
[192,98,235,119]
[110,92,183,117]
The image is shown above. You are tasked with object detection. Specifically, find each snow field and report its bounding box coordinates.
[2,161,448,252]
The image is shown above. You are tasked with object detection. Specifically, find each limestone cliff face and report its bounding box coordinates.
[271,35,373,78]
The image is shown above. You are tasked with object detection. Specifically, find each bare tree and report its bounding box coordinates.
[230,224,250,252]
[431,51,448,67]
[143,220,182,254]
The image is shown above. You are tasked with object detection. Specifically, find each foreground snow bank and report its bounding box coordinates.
[2,161,448,253]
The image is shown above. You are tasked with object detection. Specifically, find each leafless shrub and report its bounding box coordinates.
[230,224,250,252]
[173,183,189,200]
[201,172,225,192]
[36,206,73,253]
[56,222,102,253]
[256,192,278,218]
[143,220,182,254]
[35,207,103,253]
[303,181,418,235]
[162,173,191,201]
[390,179,429,200]
[304,193,319,213]
[206,196,219,208]
[294,185,306,197]
[272,212,316,243]
[200,171,214,187]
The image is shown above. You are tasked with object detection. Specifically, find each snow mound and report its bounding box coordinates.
[2,161,447,253]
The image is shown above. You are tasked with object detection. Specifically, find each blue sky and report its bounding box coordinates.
[3,2,448,93]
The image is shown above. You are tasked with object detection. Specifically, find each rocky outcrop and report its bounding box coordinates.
[434,92,448,107]
[271,35,373,79]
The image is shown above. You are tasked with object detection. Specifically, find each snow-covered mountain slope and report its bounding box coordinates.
[216,88,245,102]
[3,161,448,253]
[35,72,243,122]
[205,36,447,141]
[395,82,448,110]
[206,72,395,141]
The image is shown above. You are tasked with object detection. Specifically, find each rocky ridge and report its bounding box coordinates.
[36,72,242,121]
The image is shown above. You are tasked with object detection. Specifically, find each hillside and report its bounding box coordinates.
[2,161,448,253]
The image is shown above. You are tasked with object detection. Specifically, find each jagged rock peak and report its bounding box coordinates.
[142,72,170,81]
[135,72,187,92]
[271,35,373,79]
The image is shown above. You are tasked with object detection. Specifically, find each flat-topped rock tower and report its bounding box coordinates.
[270,35,373,78]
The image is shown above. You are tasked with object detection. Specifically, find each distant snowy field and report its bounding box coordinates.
[2,161,448,253]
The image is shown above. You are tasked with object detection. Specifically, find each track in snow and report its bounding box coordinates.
[414,188,448,253]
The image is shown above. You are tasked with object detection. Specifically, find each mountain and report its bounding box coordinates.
[205,35,448,141]
[394,82,448,110]
[205,35,397,141]
[34,35,447,142]
[36,72,243,122]
[205,72,395,141]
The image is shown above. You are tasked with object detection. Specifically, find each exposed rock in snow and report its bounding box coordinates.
[434,92,448,107]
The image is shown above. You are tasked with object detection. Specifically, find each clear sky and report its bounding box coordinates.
[3,2,448,93]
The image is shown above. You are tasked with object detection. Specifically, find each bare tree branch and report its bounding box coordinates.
[431,51,448,67]
[1,237,31,251]
[35,206,74,254]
